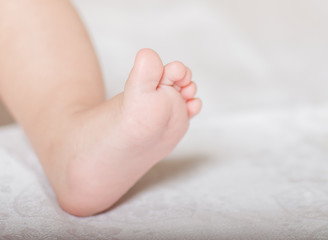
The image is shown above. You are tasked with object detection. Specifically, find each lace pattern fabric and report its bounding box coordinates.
[1,107,328,239]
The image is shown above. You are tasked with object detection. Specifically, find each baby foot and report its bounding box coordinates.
[55,49,201,216]
[123,49,201,152]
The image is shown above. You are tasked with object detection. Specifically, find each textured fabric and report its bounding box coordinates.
[1,0,328,239]
[1,107,328,239]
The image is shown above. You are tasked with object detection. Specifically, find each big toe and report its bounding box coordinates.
[125,48,164,93]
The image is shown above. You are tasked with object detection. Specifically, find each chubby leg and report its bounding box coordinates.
[0,0,201,216]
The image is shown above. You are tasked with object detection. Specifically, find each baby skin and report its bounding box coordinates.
[0,1,201,216]
[57,49,201,216]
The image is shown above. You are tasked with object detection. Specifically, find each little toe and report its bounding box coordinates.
[187,98,202,118]
[180,82,197,100]
[175,67,192,88]
[160,61,187,86]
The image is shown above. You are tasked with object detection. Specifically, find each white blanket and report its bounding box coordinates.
[1,0,328,239]
[2,108,328,239]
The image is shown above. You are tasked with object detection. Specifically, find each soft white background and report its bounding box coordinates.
[73,0,328,116]
[1,1,328,239]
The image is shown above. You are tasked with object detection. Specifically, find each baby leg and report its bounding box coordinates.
[0,0,201,216]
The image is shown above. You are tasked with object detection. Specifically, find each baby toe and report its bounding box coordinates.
[187,98,202,118]
[175,67,192,88]
[180,82,197,100]
[160,61,187,86]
